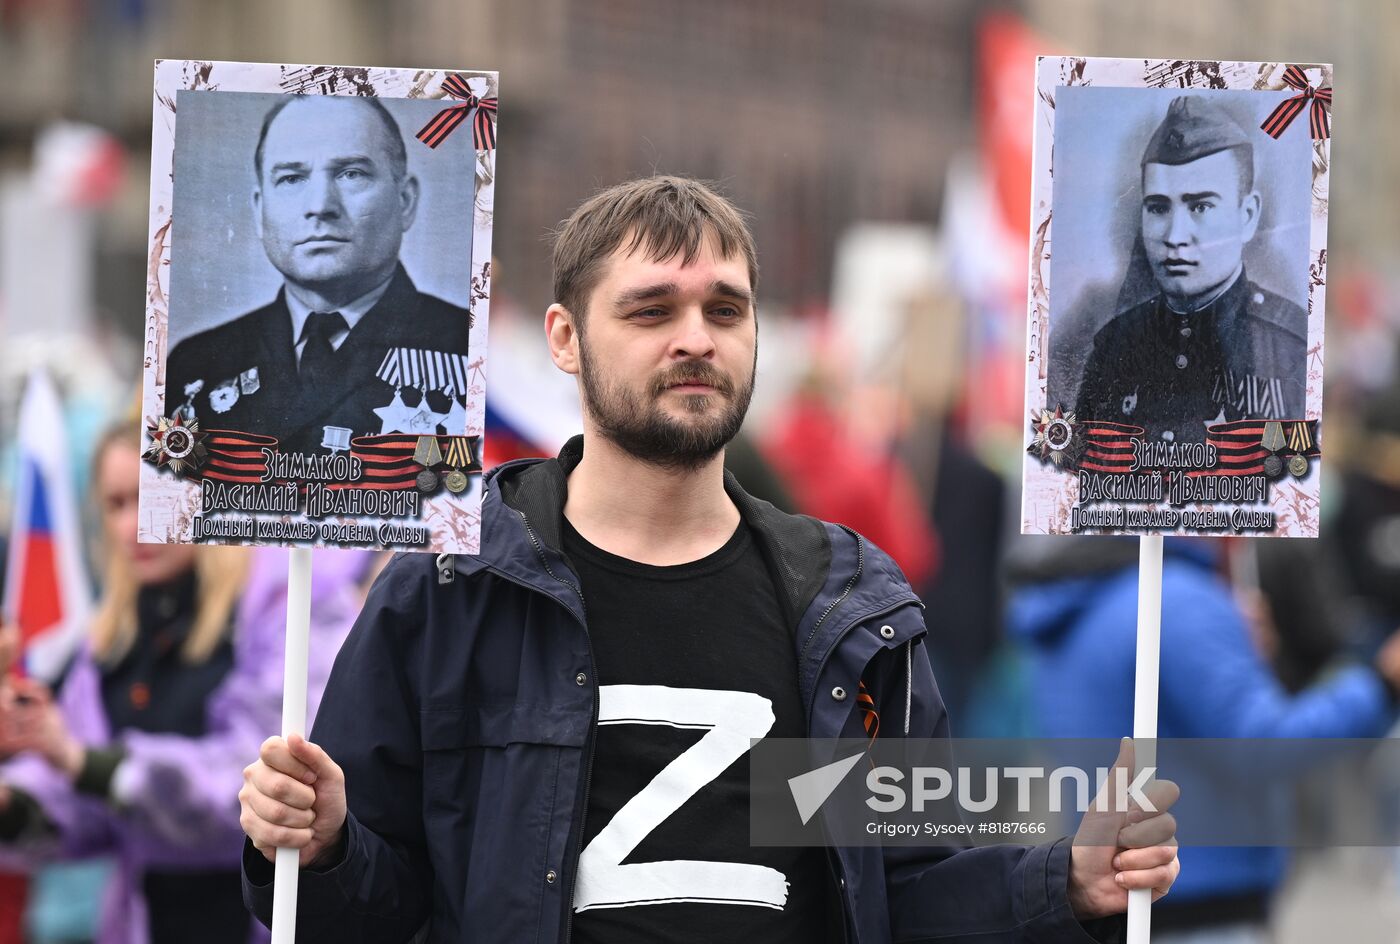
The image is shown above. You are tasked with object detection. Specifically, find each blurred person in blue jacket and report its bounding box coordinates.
[1006,536,1400,943]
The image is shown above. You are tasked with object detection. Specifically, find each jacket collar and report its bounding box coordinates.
[476,435,832,629]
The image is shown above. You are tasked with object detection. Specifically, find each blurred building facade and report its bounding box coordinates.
[1023,0,1400,275]
[1,0,982,341]
[4,0,1398,328]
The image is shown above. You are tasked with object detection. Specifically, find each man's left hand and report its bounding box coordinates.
[1067,738,1180,919]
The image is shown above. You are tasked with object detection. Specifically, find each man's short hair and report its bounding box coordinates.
[253,96,408,183]
[1222,146,1255,197]
[551,176,759,321]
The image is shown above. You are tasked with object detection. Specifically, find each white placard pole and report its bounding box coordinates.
[1127,534,1163,944]
[271,547,313,944]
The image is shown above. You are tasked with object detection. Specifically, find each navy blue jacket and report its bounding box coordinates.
[245,438,1116,942]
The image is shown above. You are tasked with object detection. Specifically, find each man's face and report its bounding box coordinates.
[570,233,757,470]
[254,98,418,298]
[1141,149,1259,306]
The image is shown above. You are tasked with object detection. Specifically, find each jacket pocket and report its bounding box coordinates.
[420,700,590,750]
[418,701,584,943]
[417,700,588,820]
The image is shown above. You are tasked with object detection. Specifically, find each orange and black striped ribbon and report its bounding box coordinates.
[199,430,278,483]
[1079,422,1144,473]
[193,432,482,489]
[1187,419,1321,477]
[342,434,483,490]
[857,681,880,746]
[416,73,497,150]
[1260,65,1331,140]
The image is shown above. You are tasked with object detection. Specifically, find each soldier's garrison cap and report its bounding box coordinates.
[1142,96,1252,166]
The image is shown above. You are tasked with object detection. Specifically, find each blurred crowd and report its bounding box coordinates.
[4,225,1400,944]
[4,0,1400,941]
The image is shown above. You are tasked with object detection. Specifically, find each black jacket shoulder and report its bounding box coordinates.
[169,302,281,361]
[1240,282,1307,346]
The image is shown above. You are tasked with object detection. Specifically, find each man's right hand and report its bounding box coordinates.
[240,733,347,868]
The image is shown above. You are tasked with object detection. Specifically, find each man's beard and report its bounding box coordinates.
[578,338,755,473]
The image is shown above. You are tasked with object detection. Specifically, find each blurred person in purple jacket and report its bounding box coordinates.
[0,418,369,944]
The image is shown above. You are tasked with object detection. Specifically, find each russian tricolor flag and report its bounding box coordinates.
[481,316,583,468]
[2,371,91,683]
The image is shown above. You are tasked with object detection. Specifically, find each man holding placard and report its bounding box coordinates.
[1074,95,1308,445]
[238,177,1178,942]
[166,94,472,456]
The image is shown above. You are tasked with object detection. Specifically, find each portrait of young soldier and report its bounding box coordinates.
[238,177,1179,942]
[1074,95,1308,444]
[165,95,472,456]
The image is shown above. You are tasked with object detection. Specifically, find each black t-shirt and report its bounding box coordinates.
[563,518,838,944]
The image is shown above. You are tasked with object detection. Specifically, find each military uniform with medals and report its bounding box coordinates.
[1074,272,1306,443]
[166,264,471,455]
[1072,96,1308,444]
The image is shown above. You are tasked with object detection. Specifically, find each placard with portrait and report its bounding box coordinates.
[139,60,495,553]
[1022,57,1330,538]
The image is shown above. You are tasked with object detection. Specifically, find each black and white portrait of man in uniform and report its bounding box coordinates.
[1072,95,1308,444]
[165,94,473,456]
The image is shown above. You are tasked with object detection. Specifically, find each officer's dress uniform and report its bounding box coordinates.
[166,264,471,455]
[1074,271,1306,443]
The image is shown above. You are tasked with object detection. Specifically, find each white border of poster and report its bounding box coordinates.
[1022,57,1330,538]
[139,60,495,554]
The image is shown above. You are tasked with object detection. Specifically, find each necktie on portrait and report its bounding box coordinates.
[298,310,347,388]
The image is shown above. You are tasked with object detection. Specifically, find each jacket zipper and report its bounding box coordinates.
[794,525,929,943]
[798,524,866,666]
[510,508,597,944]
[801,594,921,944]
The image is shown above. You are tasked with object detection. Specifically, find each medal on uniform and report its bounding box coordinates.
[443,395,469,436]
[413,435,443,493]
[1286,421,1314,453]
[209,379,240,414]
[1027,407,1083,469]
[406,398,448,434]
[442,469,467,493]
[239,367,261,395]
[373,387,415,434]
[142,414,208,476]
[1288,454,1309,478]
[442,436,476,494]
[1260,420,1286,478]
[175,379,203,423]
[321,425,352,453]
[377,347,470,396]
